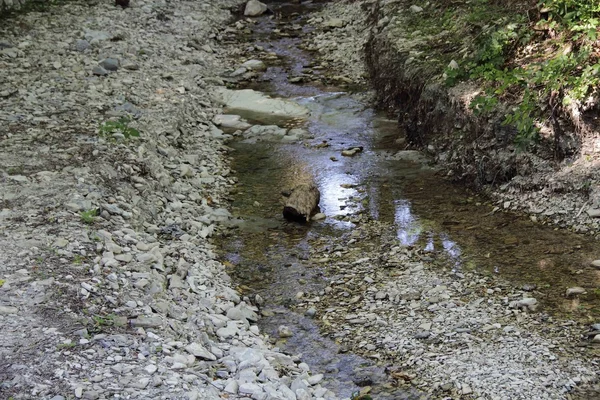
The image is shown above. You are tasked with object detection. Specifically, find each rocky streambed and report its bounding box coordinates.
[0,1,599,400]
[214,1,600,399]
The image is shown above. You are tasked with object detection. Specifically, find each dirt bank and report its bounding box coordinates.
[306,0,600,236]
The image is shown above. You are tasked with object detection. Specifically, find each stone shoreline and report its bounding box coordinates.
[0,1,336,399]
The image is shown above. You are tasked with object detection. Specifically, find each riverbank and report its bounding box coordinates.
[0,1,335,399]
[302,0,600,237]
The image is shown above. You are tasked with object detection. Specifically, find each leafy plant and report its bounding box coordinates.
[56,342,76,350]
[80,209,98,224]
[99,117,140,140]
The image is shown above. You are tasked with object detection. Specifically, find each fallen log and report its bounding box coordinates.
[283,183,320,222]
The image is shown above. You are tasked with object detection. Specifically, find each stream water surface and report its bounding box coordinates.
[217,1,600,398]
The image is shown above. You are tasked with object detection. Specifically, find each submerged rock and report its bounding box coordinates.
[277,325,293,338]
[241,59,267,71]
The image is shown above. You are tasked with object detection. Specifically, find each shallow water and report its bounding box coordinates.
[218,1,600,397]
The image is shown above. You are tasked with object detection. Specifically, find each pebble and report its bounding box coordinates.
[278,325,294,338]
[305,307,317,318]
[92,65,108,76]
[566,286,586,296]
[99,58,119,71]
[185,343,217,361]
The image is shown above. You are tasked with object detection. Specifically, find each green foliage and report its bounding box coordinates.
[448,0,600,148]
[444,65,463,87]
[99,117,140,140]
[351,393,373,400]
[544,0,600,24]
[503,91,540,150]
[56,342,77,350]
[80,209,97,224]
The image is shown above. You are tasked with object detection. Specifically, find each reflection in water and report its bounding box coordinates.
[395,200,463,267]
[318,173,357,218]
[395,199,421,246]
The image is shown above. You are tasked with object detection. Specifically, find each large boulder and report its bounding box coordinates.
[212,87,310,125]
[244,0,268,17]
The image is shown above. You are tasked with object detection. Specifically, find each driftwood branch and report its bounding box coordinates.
[283,184,320,222]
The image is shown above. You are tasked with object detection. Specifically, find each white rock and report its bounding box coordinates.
[307,374,323,385]
[244,0,268,17]
[224,380,239,394]
[185,343,217,360]
[212,88,310,125]
[566,287,586,297]
[213,114,251,132]
[278,325,293,338]
[312,213,326,221]
[324,18,345,28]
[0,306,18,315]
[241,59,267,71]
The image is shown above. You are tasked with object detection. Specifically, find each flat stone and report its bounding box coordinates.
[99,58,119,71]
[0,306,18,315]
[212,88,309,125]
[122,60,140,70]
[587,208,600,218]
[305,307,317,318]
[92,66,109,76]
[130,316,162,328]
[53,238,69,248]
[461,383,472,395]
[84,30,111,43]
[226,303,258,322]
[566,287,586,296]
[324,18,345,28]
[216,325,238,339]
[185,343,217,361]
[212,114,251,132]
[342,147,362,157]
[312,213,326,221]
[144,364,158,374]
[241,59,267,71]
[224,380,239,394]
[83,391,100,400]
[415,331,430,339]
[307,374,324,385]
[591,260,600,269]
